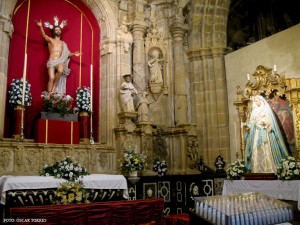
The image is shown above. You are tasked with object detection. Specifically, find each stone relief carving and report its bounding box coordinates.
[153,128,168,159]
[143,135,153,169]
[99,152,108,168]
[16,145,24,167]
[0,150,11,169]
[24,150,39,172]
[122,134,137,151]
[117,15,133,74]
[187,136,198,169]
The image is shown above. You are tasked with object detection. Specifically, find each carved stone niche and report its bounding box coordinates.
[234,65,300,164]
[145,22,167,100]
[147,47,165,100]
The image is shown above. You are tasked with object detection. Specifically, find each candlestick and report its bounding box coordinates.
[247,74,250,81]
[90,64,93,112]
[22,53,28,106]
[274,64,277,72]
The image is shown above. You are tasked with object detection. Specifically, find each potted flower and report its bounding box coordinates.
[41,92,77,121]
[8,78,32,138]
[75,87,91,142]
[8,78,32,108]
[153,158,167,177]
[75,86,91,113]
[55,180,90,205]
[226,159,245,180]
[276,156,300,180]
[119,148,147,176]
[39,156,89,182]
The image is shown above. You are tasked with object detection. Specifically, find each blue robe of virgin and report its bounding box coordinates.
[244,95,289,172]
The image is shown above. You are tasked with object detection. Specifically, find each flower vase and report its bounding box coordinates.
[129,171,138,177]
[13,106,23,139]
[79,112,89,143]
[128,171,140,185]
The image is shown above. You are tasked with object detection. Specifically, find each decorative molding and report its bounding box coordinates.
[0,140,116,175]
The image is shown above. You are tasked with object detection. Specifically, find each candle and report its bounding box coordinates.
[234,122,239,153]
[247,74,250,81]
[274,64,277,72]
[21,54,28,106]
[90,64,93,112]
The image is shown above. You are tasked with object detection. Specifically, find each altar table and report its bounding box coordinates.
[0,174,128,205]
[222,180,300,210]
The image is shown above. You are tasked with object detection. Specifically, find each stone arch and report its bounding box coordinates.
[82,0,118,40]
[188,0,230,48]
[0,0,119,144]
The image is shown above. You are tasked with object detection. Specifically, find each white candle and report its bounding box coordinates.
[90,64,93,112]
[274,64,277,72]
[234,122,239,153]
[247,74,250,81]
[22,53,28,106]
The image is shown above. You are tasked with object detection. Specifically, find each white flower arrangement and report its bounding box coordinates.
[55,180,90,205]
[75,86,91,113]
[41,91,74,114]
[226,159,245,180]
[119,148,147,173]
[153,158,167,177]
[276,156,300,180]
[8,78,32,107]
[39,156,89,182]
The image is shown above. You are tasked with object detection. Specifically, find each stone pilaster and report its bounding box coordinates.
[170,22,188,126]
[132,24,147,92]
[0,13,13,138]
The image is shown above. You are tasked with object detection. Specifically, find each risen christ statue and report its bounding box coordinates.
[36,17,81,93]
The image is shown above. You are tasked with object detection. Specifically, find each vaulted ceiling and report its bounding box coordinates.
[227,0,300,50]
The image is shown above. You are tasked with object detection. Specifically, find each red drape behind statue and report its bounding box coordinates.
[4,0,100,141]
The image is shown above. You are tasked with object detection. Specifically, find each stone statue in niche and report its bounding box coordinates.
[119,74,138,112]
[135,92,153,123]
[117,15,133,74]
[148,49,164,84]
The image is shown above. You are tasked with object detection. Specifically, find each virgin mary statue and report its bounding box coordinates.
[244,95,289,173]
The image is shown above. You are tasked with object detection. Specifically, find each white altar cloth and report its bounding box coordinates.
[0,174,128,205]
[222,180,300,210]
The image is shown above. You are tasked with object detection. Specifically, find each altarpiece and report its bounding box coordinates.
[234,65,300,169]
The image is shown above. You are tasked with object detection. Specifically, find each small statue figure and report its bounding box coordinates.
[148,49,164,84]
[119,74,138,112]
[135,92,153,123]
[214,155,226,174]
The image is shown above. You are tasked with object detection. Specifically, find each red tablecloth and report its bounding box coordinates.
[35,119,79,144]
[163,213,190,225]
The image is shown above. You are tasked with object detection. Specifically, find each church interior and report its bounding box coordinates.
[1,0,300,224]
